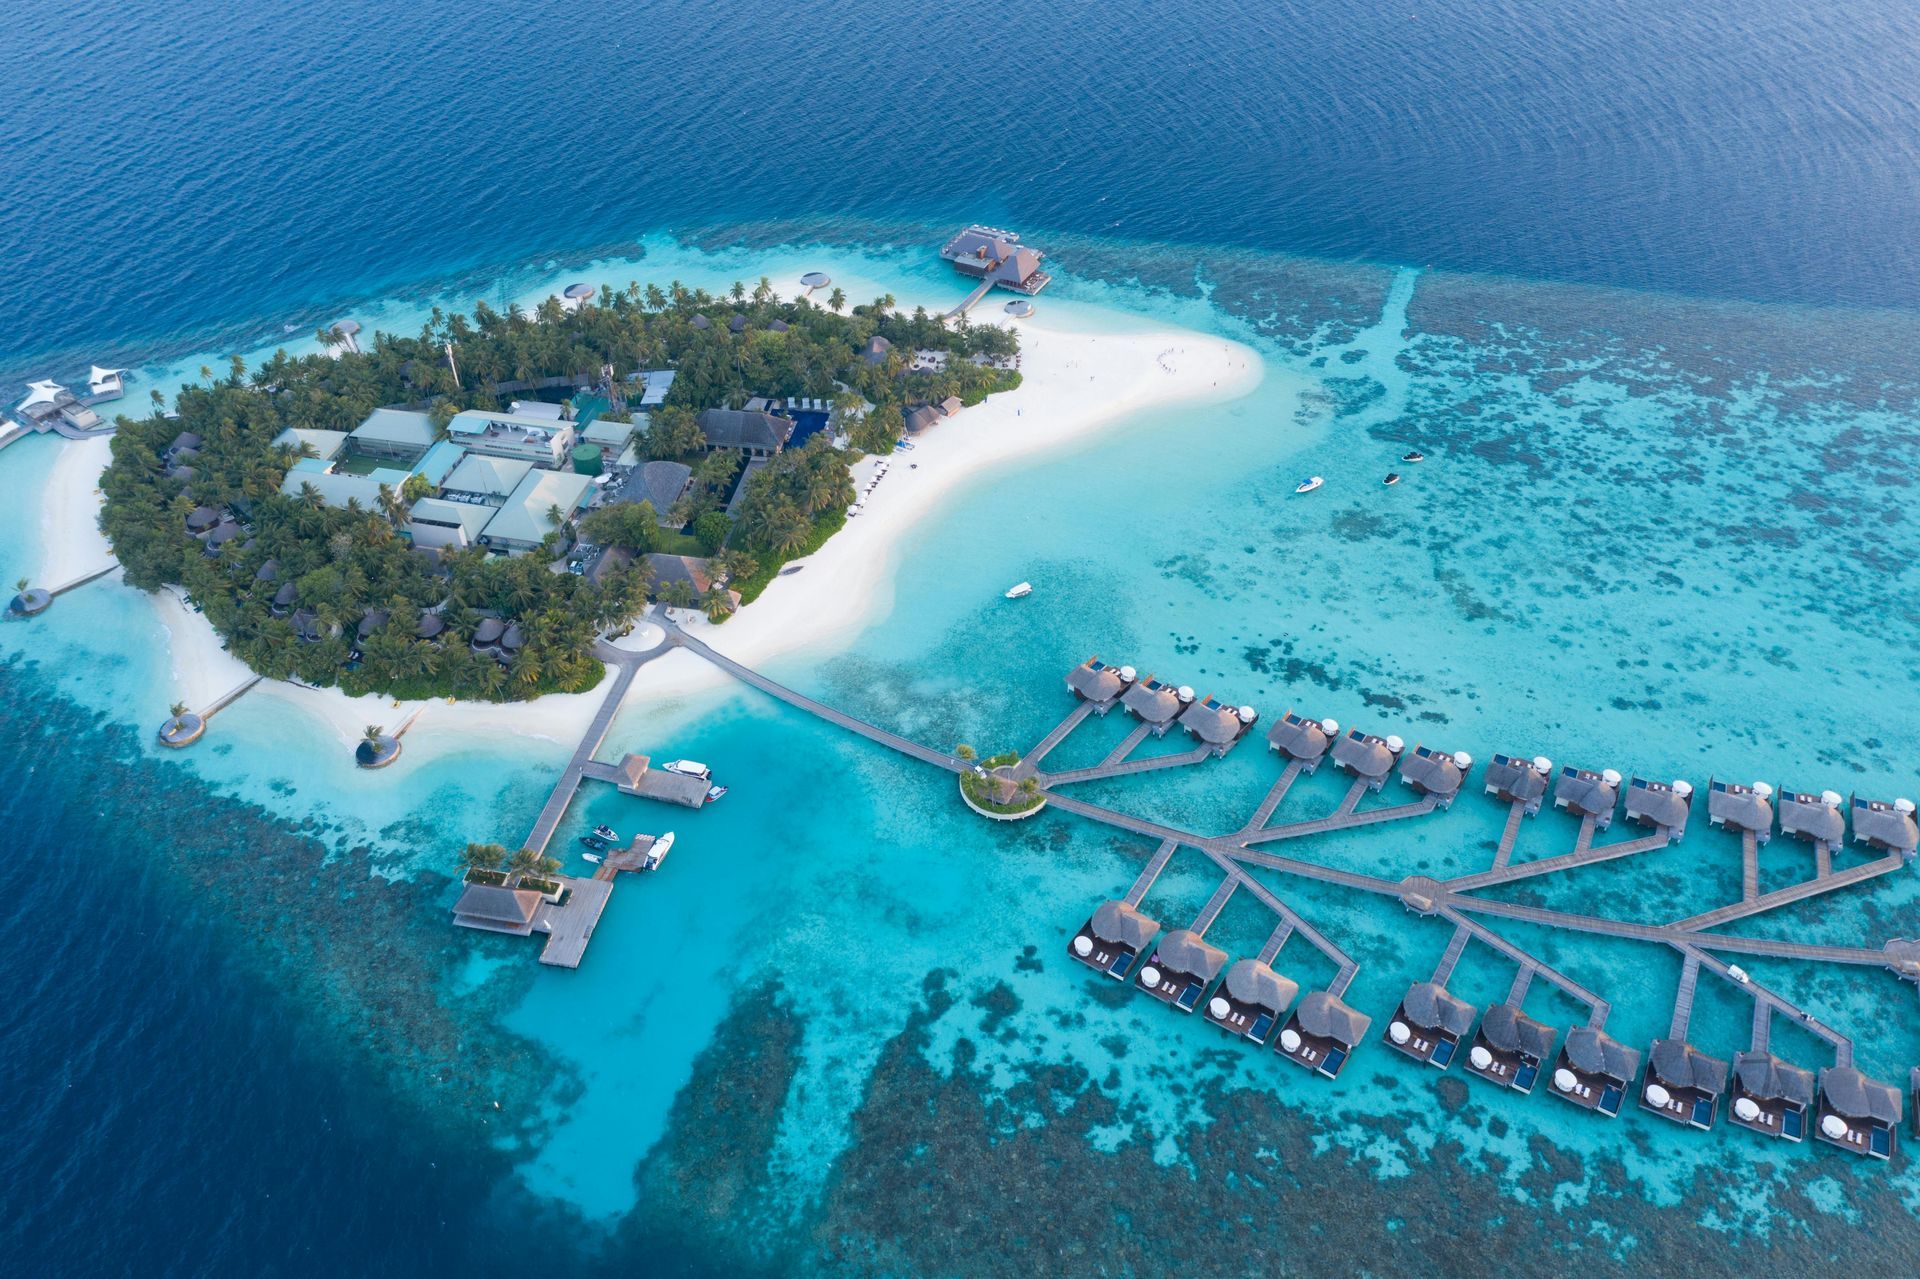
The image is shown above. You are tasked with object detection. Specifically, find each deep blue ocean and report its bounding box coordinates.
[7,1,1920,1274]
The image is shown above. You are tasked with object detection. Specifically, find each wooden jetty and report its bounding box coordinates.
[159,675,263,747]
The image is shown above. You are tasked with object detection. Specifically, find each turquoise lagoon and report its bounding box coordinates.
[6,231,1919,1263]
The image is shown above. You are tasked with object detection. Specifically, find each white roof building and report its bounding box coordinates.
[482,469,595,551]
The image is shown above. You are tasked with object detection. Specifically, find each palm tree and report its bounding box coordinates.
[700,586,733,622]
[828,287,846,313]
[166,701,190,734]
[463,842,507,873]
[956,744,977,762]
[363,724,385,746]
[14,577,27,595]
[199,364,213,385]
[508,847,542,880]
[149,388,165,413]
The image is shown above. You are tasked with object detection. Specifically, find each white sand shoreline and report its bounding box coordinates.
[29,270,1261,761]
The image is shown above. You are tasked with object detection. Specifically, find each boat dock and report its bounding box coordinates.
[624,623,1919,1155]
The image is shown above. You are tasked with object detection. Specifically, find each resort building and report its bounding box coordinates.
[407,497,494,550]
[902,404,941,435]
[1640,1038,1727,1130]
[1204,958,1298,1045]
[414,439,468,488]
[452,883,543,936]
[481,469,594,553]
[1777,788,1846,847]
[272,427,348,462]
[1624,776,1694,840]
[1399,745,1472,809]
[593,754,714,808]
[15,380,103,432]
[278,467,411,509]
[1069,900,1159,980]
[1330,727,1403,792]
[508,398,568,420]
[447,409,577,467]
[1178,695,1255,755]
[1815,1066,1902,1160]
[1483,753,1553,815]
[630,369,676,407]
[1266,710,1337,772]
[635,460,693,523]
[1119,674,1185,734]
[1467,1003,1556,1093]
[1728,1051,1815,1142]
[1065,656,1134,712]
[1134,929,1228,1012]
[696,407,794,457]
[1850,794,1919,857]
[1553,765,1620,831]
[859,335,893,366]
[1385,982,1476,1068]
[646,554,736,608]
[939,225,1053,295]
[1707,779,1774,843]
[442,455,534,505]
[1551,1026,1641,1117]
[1276,990,1371,1080]
[348,407,437,463]
[582,417,638,461]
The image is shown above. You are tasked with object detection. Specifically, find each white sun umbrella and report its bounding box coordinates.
[1072,935,1093,957]
[1389,1021,1411,1045]
[1644,1083,1672,1108]
[1279,1028,1302,1052]
[1732,1097,1762,1122]
[1139,966,1161,987]
[1820,1113,1850,1139]
[1554,1067,1579,1092]
[1208,997,1231,1019]
[1469,1045,1494,1070]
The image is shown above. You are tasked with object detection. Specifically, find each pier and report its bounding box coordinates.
[631,620,1920,1156]
[10,560,121,617]
[519,640,657,855]
[159,675,263,747]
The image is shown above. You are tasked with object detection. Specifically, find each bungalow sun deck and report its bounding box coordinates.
[1276,990,1371,1080]
[1136,929,1229,1012]
[1640,1038,1727,1130]
[1385,981,1475,1069]
[1466,1003,1556,1094]
[1551,1026,1641,1118]
[1728,1050,1814,1143]
[1205,957,1299,1045]
[1070,899,1160,980]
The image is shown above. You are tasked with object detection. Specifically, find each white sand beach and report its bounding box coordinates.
[30,272,1260,760]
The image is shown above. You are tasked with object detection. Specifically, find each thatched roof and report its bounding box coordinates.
[1152,929,1227,983]
[1400,982,1474,1036]
[1088,900,1158,950]
[1294,990,1370,1047]
[1819,1066,1903,1124]
[1648,1038,1727,1095]
[1221,959,1298,1013]
[1480,1003,1555,1059]
[1732,1051,1814,1105]
[1562,1026,1640,1082]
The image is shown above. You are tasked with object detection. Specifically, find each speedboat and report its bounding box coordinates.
[705,784,728,802]
[641,830,676,871]
[1383,473,1401,487]
[1294,476,1324,494]
[579,833,611,852]
[581,852,603,864]
[591,824,620,842]
[1005,582,1033,599]
[1402,450,1425,463]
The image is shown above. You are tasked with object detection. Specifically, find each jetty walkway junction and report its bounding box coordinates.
[507,621,1920,1162]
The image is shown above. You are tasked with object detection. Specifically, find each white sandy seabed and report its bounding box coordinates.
[29,268,1262,764]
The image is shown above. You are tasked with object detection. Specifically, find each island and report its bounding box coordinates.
[96,280,1021,700]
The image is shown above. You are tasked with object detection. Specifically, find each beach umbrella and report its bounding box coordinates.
[1388,1021,1411,1045]
[1820,1114,1850,1139]
[1645,1083,1672,1108]
[1208,997,1230,1019]
[1072,936,1093,957]
[1139,966,1161,987]
[1554,1067,1578,1093]
[1733,1097,1762,1122]
[1469,1045,1494,1071]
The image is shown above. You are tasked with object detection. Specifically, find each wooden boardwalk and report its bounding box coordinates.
[658,621,1920,1045]
[522,655,644,855]
[534,875,613,968]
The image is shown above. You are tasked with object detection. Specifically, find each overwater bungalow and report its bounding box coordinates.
[1204,958,1298,1045]
[1623,776,1693,840]
[1385,981,1475,1068]
[1816,1066,1903,1160]
[451,883,542,937]
[1276,990,1371,1079]
[1467,1003,1556,1093]
[1069,900,1160,980]
[1484,753,1553,815]
[1119,675,1184,735]
[1178,694,1255,756]
[1849,794,1919,858]
[1728,1050,1814,1142]
[1329,728,1403,793]
[1553,765,1620,831]
[1065,656,1133,712]
[1551,1026,1641,1117]
[89,365,127,400]
[1399,745,1472,809]
[1266,710,1338,772]
[1707,778,1774,843]
[1640,1038,1727,1130]
[1135,929,1229,1012]
[939,225,1052,295]
[1777,788,1846,847]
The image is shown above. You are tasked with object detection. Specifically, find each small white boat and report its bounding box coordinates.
[1294,476,1324,494]
[1004,581,1033,599]
[641,830,676,871]
[581,852,603,864]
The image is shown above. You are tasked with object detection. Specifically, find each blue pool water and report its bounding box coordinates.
[5,1,1920,1274]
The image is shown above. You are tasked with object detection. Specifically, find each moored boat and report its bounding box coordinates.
[1005,581,1033,599]
[1383,472,1400,486]
[1294,476,1324,494]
